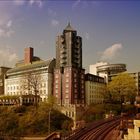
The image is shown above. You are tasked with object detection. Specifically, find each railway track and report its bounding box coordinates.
[64,117,120,140]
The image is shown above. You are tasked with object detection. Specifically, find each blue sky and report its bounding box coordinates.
[0,0,140,72]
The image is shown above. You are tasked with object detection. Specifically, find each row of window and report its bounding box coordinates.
[89,94,103,98]
[6,90,47,96]
[7,83,47,91]
[66,111,74,118]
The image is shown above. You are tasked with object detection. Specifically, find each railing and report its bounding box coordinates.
[45,132,61,140]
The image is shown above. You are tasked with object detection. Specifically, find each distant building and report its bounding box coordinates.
[85,73,106,105]
[128,72,140,95]
[5,47,55,101]
[0,67,11,95]
[53,23,85,105]
[89,62,127,83]
[89,61,108,75]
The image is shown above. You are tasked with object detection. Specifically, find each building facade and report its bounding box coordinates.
[89,62,109,75]
[53,23,85,105]
[128,72,140,95]
[0,67,11,95]
[85,73,106,105]
[89,62,127,83]
[5,47,55,101]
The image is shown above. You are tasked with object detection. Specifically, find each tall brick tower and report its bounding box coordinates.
[53,23,85,106]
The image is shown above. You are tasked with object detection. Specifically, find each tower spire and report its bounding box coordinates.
[68,21,71,27]
[64,22,75,31]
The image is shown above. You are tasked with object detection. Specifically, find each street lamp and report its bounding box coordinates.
[48,108,51,134]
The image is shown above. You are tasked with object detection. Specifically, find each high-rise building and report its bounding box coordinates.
[53,23,85,105]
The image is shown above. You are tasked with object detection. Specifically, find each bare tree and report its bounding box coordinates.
[21,72,43,108]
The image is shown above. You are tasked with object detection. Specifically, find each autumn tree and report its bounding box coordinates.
[107,73,137,110]
[21,72,43,108]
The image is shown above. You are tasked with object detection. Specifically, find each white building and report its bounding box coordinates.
[5,47,55,102]
[89,62,126,83]
[89,61,108,75]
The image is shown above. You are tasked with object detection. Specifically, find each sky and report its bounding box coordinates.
[0,0,140,72]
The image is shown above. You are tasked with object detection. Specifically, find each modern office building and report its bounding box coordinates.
[89,61,109,75]
[85,73,106,105]
[53,23,85,105]
[89,62,127,83]
[5,47,55,101]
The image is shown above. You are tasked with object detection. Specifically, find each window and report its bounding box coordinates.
[56,89,58,94]
[44,83,46,87]
[72,112,74,117]
[139,127,140,132]
[66,78,69,82]
[66,73,69,77]
[44,90,46,94]
[74,89,77,93]
[74,73,77,77]
[65,89,69,93]
[65,94,69,98]
[55,74,58,78]
[66,84,69,88]
[55,84,58,88]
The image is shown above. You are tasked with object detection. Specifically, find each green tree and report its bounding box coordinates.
[107,73,137,110]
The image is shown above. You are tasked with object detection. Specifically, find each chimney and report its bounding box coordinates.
[24,47,34,64]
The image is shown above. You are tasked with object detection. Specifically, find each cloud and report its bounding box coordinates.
[13,0,25,6]
[0,20,14,38]
[72,0,81,9]
[72,0,89,9]
[51,19,59,27]
[85,32,90,40]
[100,43,123,61]
[0,47,18,67]
[29,0,43,8]
[7,20,12,28]
[48,8,56,17]
[13,0,43,8]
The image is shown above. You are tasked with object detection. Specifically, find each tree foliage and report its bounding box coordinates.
[107,73,137,104]
[0,104,72,138]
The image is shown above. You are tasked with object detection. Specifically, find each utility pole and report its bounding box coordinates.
[48,108,51,134]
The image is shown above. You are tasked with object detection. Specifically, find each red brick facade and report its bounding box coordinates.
[24,47,33,64]
[53,67,85,105]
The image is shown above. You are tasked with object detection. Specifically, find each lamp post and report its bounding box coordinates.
[48,108,51,134]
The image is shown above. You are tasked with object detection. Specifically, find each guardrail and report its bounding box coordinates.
[45,132,61,140]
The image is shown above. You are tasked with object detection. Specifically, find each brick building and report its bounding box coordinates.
[53,23,85,105]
